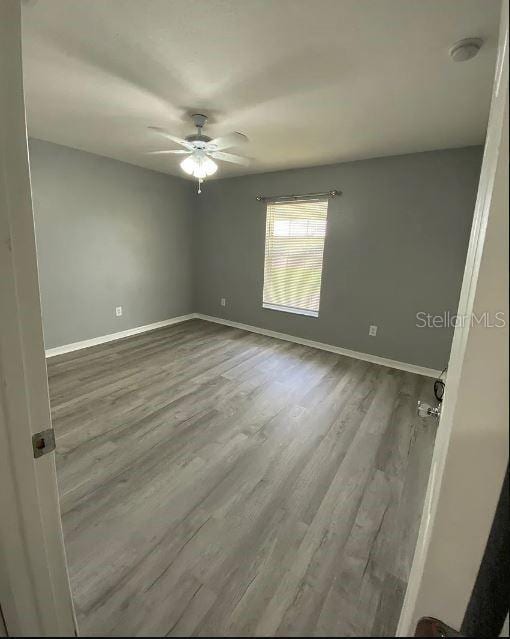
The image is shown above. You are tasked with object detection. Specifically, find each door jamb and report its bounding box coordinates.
[0,1,77,635]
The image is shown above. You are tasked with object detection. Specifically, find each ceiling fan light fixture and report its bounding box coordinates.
[180,153,218,179]
[203,156,218,176]
[193,164,208,180]
[180,155,196,175]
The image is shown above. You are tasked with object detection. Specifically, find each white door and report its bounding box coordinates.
[398,0,509,633]
[0,1,76,635]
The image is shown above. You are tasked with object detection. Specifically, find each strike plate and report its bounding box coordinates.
[32,428,56,458]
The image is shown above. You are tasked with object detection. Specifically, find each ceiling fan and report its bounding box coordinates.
[147,114,249,193]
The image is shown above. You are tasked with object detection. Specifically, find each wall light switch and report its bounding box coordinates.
[220,298,226,307]
[369,325,378,337]
[116,306,123,317]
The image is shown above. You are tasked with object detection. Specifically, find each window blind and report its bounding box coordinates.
[262,198,328,317]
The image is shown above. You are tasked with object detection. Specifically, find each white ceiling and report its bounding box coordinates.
[22,0,500,178]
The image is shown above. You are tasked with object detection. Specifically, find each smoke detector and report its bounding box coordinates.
[449,38,483,62]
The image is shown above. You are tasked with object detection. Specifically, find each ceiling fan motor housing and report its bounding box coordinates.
[187,114,212,146]
[185,134,212,146]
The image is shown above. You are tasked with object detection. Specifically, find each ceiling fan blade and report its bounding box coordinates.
[148,126,194,150]
[146,149,191,155]
[210,151,250,166]
[208,132,248,151]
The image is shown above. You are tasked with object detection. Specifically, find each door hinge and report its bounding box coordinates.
[32,428,56,458]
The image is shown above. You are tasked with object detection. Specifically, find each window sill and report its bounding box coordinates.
[262,303,319,318]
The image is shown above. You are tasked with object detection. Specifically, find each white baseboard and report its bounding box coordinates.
[44,314,195,358]
[195,313,441,378]
[45,311,441,378]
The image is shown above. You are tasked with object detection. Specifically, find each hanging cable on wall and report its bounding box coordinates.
[434,367,447,402]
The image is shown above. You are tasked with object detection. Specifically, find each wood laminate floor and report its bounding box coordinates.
[48,319,436,637]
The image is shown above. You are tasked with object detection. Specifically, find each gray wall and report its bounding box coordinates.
[30,140,481,368]
[194,147,483,369]
[29,139,194,349]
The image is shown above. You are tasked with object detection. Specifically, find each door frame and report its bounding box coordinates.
[0,1,76,635]
[397,0,509,633]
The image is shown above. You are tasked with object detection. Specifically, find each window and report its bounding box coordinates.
[262,199,328,317]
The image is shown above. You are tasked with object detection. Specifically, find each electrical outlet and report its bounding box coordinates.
[220,298,226,307]
[369,325,378,337]
[115,306,123,317]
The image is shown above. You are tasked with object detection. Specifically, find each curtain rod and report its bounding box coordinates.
[255,189,341,203]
